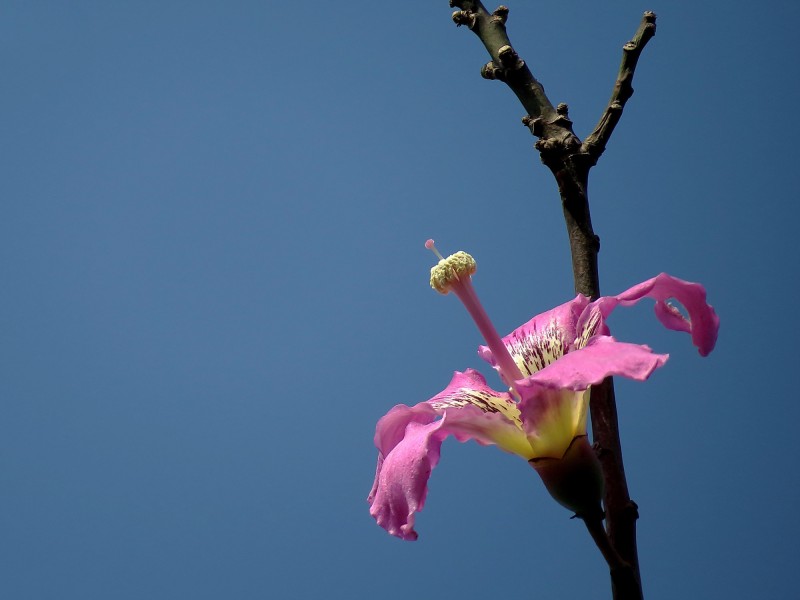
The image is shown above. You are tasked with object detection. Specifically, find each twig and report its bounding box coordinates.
[448,1,570,144]
[582,12,657,163]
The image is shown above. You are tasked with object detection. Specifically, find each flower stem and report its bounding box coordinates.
[583,516,642,600]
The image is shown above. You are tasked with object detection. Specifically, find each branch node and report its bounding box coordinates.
[592,441,609,458]
[497,45,524,70]
[452,10,477,29]
[491,5,509,24]
[553,103,573,128]
[534,138,558,153]
[481,61,504,81]
[553,115,572,128]
[522,115,543,137]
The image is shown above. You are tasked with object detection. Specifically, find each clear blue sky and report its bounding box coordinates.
[2,2,798,598]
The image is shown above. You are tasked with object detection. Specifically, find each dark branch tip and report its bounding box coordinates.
[643,10,656,22]
[556,102,569,116]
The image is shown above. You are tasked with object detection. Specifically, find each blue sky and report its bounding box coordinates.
[2,1,798,598]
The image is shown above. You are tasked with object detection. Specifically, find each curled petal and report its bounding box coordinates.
[369,417,447,541]
[588,273,719,357]
[525,335,669,391]
[368,370,531,541]
[371,402,438,460]
[479,295,591,377]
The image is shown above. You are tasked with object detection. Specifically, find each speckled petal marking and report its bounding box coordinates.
[430,386,522,429]
[506,319,567,377]
[574,307,603,350]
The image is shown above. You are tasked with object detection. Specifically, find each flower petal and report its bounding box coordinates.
[368,369,531,541]
[517,384,591,459]
[479,295,591,377]
[428,369,528,454]
[370,370,525,461]
[369,415,447,541]
[524,335,669,391]
[371,402,438,461]
[587,273,719,357]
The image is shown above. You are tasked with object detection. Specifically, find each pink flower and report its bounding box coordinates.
[368,243,719,541]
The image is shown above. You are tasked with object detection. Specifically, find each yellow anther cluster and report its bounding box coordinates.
[429,251,476,294]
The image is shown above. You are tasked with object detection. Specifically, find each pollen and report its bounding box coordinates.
[429,251,477,294]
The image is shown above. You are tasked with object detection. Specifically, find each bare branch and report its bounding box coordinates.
[449,1,561,134]
[582,12,657,162]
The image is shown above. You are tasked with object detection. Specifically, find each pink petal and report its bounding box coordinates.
[589,273,719,357]
[371,402,438,460]
[428,369,522,444]
[368,370,525,541]
[369,417,447,541]
[516,383,591,459]
[523,335,669,391]
[479,295,591,376]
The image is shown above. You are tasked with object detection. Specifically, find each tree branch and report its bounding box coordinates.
[582,12,657,163]
[447,5,656,599]
[590,378,643,600]
[583,514,640,599]
[449,1,576,146]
